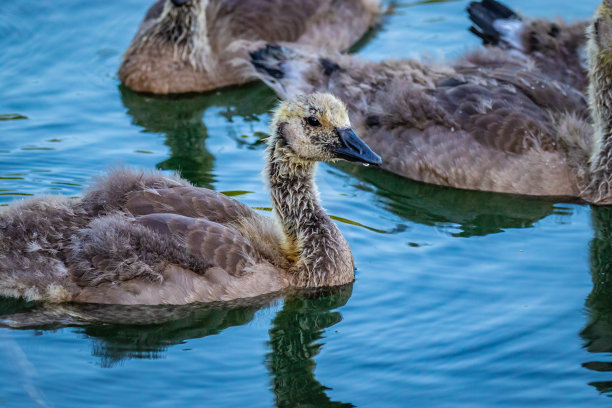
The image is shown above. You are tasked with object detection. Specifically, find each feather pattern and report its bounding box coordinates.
[0,94,374,305]
[468,0,589,90]
[119,0,381,94]
[245,25,604,199]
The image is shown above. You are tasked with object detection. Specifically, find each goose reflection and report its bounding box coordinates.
[581,206,612,394]
[0,284,354,406]
[267,287,354,408]
[119,83,277,188]
[335,162,570,238]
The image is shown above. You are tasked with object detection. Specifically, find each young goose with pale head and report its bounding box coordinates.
[246,0,612,203]
[119,0,381,94]
[0,93,381,305]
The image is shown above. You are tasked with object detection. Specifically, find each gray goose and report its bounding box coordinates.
[119,0,381,94]
[468,0,590,90]
[246,0,612,203]
[0,93,381,305]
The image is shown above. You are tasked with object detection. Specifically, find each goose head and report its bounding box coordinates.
[269,93,382,167]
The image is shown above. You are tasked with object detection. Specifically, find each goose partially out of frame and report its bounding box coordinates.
[247,0,612,203]
[468,0,590,91]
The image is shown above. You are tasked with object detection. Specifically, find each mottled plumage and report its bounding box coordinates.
[245,1,612,203]
[119,0,381,94]
[0,94,380,305]
[468,0,589,90]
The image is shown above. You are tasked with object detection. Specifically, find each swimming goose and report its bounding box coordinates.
[119,0,381,94]
[468,0,589,90]
[246,0,612,203]
[0,93,381,305]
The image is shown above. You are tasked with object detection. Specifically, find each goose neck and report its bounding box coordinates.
[587,24,612,202]
[265,133,353,287]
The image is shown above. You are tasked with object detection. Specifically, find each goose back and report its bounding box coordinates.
[0,169,290,305]
[247,44,593,196]
[468,0,589,90]
[119,0,381,94]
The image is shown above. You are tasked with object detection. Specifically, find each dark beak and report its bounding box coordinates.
[334,128,382,166]
[171,0,190,6]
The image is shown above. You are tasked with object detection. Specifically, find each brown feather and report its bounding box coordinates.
[119,0,381,94]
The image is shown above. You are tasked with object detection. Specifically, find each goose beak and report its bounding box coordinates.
[334,128,382,167]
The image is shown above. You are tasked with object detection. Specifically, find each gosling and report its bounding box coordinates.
[0,93,381,305]
[468,0,589,90]
[247,0,612,204]
[119,0,381,94]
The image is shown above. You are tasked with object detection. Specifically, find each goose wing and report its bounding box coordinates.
[80,169,256,225]
[136,213,263,276]
[69,211,285,305]
[435,64,587,154]
[125,185,256,225]
[71,212,266,289]
[433,76,558,154]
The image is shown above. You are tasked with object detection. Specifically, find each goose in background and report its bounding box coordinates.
[0,93,381,305]
[246,0,612,203]
[468,0,589,90]
[119,0,381,94]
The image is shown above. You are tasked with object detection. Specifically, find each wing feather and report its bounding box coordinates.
[137,213,261,277]
[126,186,255,224]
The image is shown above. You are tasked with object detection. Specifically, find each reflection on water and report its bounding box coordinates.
[120,83,277,188]
[267,287,354,408]
[0,285,353,406]
[336,162,571,237]
[582,206,612,394]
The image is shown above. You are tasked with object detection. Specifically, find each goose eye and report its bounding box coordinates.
[306,116,321,127]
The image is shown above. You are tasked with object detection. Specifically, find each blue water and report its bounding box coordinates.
[0,0,608,407]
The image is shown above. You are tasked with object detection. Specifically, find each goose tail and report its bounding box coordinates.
[467,0,523,48]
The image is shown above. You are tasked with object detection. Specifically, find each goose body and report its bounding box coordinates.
[468,0,589,90]
[0,94,381,305]
[246,1,612,203]
[119,0,381,94]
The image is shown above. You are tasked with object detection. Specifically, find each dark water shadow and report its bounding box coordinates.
[0,284,354,406]
[581,206,612,395]
[119,83,278,188]
[334,162,576,237]
[267,286,354,408]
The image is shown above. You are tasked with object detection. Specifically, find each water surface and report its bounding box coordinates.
[0,0,609,407]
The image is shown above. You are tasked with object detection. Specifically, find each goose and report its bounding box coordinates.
[468,0,590,90]
[118,0,381,94]
[245,0,612,203]
[0,93,381,305]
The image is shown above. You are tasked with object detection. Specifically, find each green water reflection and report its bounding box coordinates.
[336,162,567,237]
[0,285,353,406]
[120,84,277,188]
[582,206,612,394]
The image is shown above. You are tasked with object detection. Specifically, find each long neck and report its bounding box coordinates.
[587,12,612,203]
[266,129,353,287]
